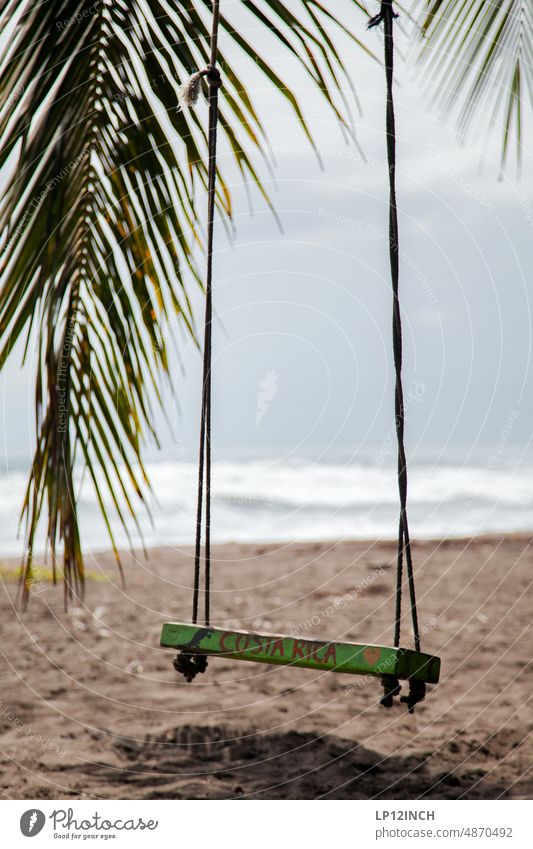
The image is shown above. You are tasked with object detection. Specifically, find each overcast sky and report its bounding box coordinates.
[2,3,532,470]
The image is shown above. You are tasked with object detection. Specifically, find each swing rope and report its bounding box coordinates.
[173,0,221,684]
[173,0,427,709]
[369,0,424,711]
[192,0,221,629]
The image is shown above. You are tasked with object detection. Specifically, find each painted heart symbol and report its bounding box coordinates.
[363,646,382,665]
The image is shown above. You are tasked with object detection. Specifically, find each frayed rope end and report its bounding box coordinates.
[177,70,205,110]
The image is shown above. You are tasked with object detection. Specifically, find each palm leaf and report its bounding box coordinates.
[0,0,371,605]
[418,0,533,172]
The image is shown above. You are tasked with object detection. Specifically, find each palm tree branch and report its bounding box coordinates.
[0,0,372,601]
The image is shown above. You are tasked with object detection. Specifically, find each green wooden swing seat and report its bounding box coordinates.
[160,622,440,683]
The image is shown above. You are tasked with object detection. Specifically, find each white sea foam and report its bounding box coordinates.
[0,453,532,555]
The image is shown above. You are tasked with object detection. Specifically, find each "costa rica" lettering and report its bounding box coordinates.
[218,632,337,666]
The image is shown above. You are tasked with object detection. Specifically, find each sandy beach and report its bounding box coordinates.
[0,534,531,800]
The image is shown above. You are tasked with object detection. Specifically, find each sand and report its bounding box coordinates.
[0,534,531,799]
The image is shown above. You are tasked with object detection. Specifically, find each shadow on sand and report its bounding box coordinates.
[74,723,523,799]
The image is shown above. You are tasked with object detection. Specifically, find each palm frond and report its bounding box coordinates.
[0,0,371,604]
[418,0,533,172]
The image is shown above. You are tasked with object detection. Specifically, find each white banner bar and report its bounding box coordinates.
[2,799,531,848]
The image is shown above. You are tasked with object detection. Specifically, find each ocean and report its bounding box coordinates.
[1,447,532,555]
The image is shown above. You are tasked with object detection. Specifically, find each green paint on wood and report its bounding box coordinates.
[160,623,440,683]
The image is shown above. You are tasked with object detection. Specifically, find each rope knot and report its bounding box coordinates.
[400,678,426,713]
[206,65,222,89]
[380,674,401,708]
[367,1,398,29]
[173,651,209,682]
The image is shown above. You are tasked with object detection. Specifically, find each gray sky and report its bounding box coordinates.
[2,6,532,470]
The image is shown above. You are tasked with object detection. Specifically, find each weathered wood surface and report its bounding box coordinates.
[160,623,440,683]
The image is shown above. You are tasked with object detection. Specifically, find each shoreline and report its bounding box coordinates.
[2,528,532,567]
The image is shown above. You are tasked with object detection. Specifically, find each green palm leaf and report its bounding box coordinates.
[0,0,371,605]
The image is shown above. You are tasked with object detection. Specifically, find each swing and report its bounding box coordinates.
[160,0,441,712]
